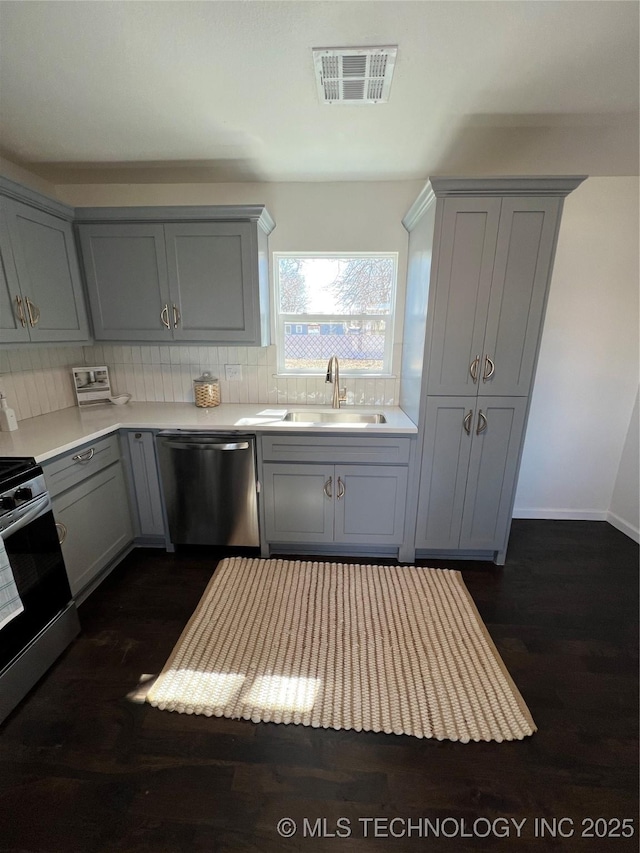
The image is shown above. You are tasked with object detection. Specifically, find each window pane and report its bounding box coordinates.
[278,257,393,315]
[283,319,385,372]
[276,253,396,375]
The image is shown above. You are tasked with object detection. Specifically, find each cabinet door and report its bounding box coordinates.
[0,204,28,343]
[414,397,474,550]
[126,431,165,538]
[459,397,527,551]
[426,198,501,396]
[78,224,171,340]
[53,462,133,598]
[164,222,258,343]
[262,463,334,543]
[334,465,408,545]
[479,198,562,397]
[3,199,90,342]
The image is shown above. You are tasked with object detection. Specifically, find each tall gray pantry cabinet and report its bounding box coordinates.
[400,176,585,564]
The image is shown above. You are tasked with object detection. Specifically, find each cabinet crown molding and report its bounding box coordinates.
[73,204,275,234]
[403,175,587,232]
[0,175,75,220]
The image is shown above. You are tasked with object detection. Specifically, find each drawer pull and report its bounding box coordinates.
[72,447,95,463]
[55,522,67,544]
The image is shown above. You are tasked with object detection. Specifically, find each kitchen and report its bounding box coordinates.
[0,2,638,851]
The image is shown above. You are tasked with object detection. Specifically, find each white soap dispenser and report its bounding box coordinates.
[0,393,18,431]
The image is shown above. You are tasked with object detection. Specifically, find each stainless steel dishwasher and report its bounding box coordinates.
[156,432,259,547]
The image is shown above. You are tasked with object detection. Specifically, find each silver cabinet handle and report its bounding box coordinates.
[15,295,27,328]
[477,410,487,435]
[25,297,40,327]
[463,410,473,435]
[72,447,95,463]
[469,355,480,383]
[337,477,345,500]
[56,522,67,544]
[483,355,495,382]
[172,303,180,328]
[323,476,333,499]
[160,304,170,329]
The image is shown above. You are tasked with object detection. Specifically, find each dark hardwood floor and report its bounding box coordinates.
[0,521,637,852]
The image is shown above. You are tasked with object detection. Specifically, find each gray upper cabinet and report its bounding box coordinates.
[411,184,575,401]
[75,205,274,344]
[165,222,256,342]
[0,205,27,343]
[426,198,501,396]
[478,197,562,397]
[0,192,90,344]
[77,224,171,341]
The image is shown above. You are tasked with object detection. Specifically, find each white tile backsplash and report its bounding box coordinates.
[0,342,400,420]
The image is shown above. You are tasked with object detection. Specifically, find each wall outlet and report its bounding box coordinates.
[225,364,243,381]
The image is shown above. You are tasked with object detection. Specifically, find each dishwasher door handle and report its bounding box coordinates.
[160,439,250,451]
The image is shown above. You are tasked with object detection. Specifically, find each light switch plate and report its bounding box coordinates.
[225,364,243,381]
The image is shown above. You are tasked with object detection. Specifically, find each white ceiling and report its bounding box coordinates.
[0,1,638,183]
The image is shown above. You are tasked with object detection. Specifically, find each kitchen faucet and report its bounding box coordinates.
[325,355,347,409]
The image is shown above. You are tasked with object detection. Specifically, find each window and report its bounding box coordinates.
[274,253,397,375]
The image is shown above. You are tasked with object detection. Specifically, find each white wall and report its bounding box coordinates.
[609,389,639,541]
[514,177,639,522]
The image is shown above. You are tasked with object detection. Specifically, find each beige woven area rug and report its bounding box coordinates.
[145,557,536,742]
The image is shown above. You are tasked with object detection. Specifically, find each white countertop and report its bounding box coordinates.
[0,402,417,462]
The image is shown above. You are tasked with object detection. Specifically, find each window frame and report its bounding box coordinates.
[273,251,398,377]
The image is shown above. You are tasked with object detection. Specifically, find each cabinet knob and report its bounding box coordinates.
[134,433,142,439]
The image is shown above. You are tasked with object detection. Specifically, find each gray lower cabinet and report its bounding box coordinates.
[262,462,408,547]
[0,196,90,344]
[124,430,166,541]
[415,396,527,553]
[76,208,273,344]
[44,435,133,600]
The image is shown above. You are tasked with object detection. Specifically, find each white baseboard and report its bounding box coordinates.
[512,507,639,544]
[607,511,640,544]
[513,508,607,521]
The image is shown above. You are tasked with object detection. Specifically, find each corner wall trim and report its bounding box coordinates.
[607,511,640,544]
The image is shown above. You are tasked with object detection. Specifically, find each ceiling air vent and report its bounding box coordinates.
[312,46,397,105]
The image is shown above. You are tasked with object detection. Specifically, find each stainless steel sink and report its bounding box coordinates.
[282,411,387,424]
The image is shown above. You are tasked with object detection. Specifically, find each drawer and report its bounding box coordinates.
[261,434,411,465]
[43,434,120,498]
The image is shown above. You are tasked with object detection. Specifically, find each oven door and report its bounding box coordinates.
[0,493,73,672]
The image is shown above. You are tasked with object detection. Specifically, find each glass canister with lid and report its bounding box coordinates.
[193,371,221,408]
